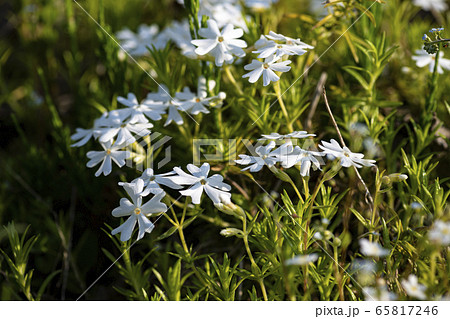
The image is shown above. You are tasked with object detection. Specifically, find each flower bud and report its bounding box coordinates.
[214,201,246,219]
[220,228,244,238]
[269,166,293,183]
[184,0,200,17]
[382,173,408,185]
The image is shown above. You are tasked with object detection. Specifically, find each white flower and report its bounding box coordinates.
[274,143,324,176]
[116,24,168,57]
[164,20,198,59]
[117,93,166,122]
[235,141,280,172]
[359,239,389,257]
[144,85,186,126]
[191,19,247,67]
[401,275,427,300]
[252,38,307,59]
[176,77,226,115]
[363,286,397,301]
[86,140,129,177]
[70,112,110,147]
[266,31,314,49]
[145,84,172,103]
[428,220,450,246]
[206,2,248,31]
[96,111,153,146]
[319,139,376,168]
[111,179,167,241]
[412,50,450,74]
[258,131,316,141]
[413,0,448,12]
[245,0,277,10]
[285,253,319,266]
[171,163,232,204]
[132,168,183,194]
[242,56,291,86]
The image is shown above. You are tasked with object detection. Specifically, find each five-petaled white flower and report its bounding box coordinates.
[171,163,232,204]
[266,31,314,50]
[319,139,376,168]
[235,141,280,172]
[245,0,277,10]
[274,143,324,176]
[116,24,168,57]
[252,30,312,59]
[86,140,129,177]
[176,77,226,115]
[164,19,198,59]
[401,275,427,300]
[428,220,450,246]
[191,19,247,67]
[359,239,389,257]
[117,93,166,122]
[111,179,168,241]
[144,84,186,126]
[363,284,397,301]
[131,168,182,194]
[96,110,153,146]
[412,50,450,74]
[242,56,291,86]
[412,0,448,12]
[70,112,110,147]
[285,253,319,266]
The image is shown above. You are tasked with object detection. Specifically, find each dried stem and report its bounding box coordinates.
[322,86,374,209]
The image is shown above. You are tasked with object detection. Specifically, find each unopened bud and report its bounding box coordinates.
[382,173,408,185]
[215,201,246,219]
[220,228,244,238]
[269,166,293,183]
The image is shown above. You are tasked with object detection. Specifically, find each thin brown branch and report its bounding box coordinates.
[322,86,374,208]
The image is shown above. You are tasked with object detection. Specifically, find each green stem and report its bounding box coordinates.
[426,47,441,117]
[288,179,304,204]
[242,217,268,301]
[274,81,294,131]
[224,65,244,95]
[429,249,438,287]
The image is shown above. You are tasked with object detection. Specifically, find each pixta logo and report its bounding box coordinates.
[126,132,172,171]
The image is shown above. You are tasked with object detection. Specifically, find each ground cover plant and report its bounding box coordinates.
[0,0,449,301]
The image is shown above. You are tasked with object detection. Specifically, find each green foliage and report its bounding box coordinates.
[1,0,449,301]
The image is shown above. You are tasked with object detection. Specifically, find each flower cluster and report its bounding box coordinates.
[242,31,313,86]
[235,131,376,176]
[117,0,270,59]
[110,163,232,241]
[71,77,226,177]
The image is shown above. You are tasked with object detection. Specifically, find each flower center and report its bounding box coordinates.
[286,40,293,45]
[277,44,283,49]
[134,208,141,215]
[106,149,111,155]
[218,36,224,42]
[149,176,156,182]
[200,178,207,185]
[195,98,201,102]
[343,152,350,157]
[263,63,269,69]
